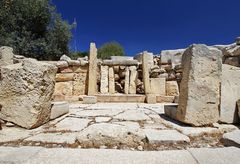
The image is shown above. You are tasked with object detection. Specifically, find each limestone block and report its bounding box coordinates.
[50,101,69,120]
[109,67,115,94]
[88,43,98,95]
[160,49,185,67]
[124,67,130,94]
[166,81,179,96]
[220,64,240,123]
[224,57,240,67]
[134,51,154,67]
[177,44,222,126]
[150,78,166,95]
[129,66,137,94]
[142,52,151,94]
[100,65,109,94]
[0,59,57,129]
[73,73,87,95]
[60,55,71,61]
[57,61,68,68]
[223,44,240,57]
[102,60,138,66]
[146,94,157,104]
[83,96,97,104]
[55,73,74,82]
[0,46,14,67]
[54,81,73,96]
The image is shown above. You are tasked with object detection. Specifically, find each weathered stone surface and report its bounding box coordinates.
[156,95,174,103]
[100,65,109,94]
[83,96,97,104]
[160,49,185,67]
[146,94,157,104]
[88,43,98,95]
[102,59,138,66]
[73,73,87,95]
[113,110,151,121]
[95,117,111,123]
[111,56,134,61]
[108,67,115,94]
[223,43,240,57]
[124,67,130,94]
[142,52,151,94]
[129,66,137,94]
[50,102,69,120]
[220,64,240,123]
[221,130,240,147]
[177,44,222,126]
[57,61,68,68]
[54,81,73,96]
[224,57,239,67]
[77,123,145,146]
[0,147,198,164]
[150,78,166,95]
[0,128,32,143]
[166,81,179,96]
[144,129,190,144]
[188,147,240,164]
[0,59,57,129]
[54,117,91,132]
[0,46,14,67]
[60,55,71,61]
[68,60,80,66]
[134,51,154,67]
[25,133,76,144]
[55,73,74,82]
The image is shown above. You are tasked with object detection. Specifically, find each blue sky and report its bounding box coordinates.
[53,0,240,56]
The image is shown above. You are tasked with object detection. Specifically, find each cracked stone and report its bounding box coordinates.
[95,117,112,123]
[114,110,151,121]
[25,133,77,144]
[0,127,32,143]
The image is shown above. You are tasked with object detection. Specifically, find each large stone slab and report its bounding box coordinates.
[0,147,197,164]
[53,117,91,132]
[150,78,166,95]
[160,49,185,67]
[108,67,115,94]
[100,65,109,94]
[87,43,97,95]
[0,59,57,129]
[25,133,76,144]
[166,81,179,96]
[77,123,145,146]
[177,44,222,126]
[124,67,130,94]
[54,81,73,96]
[113,109,151,121]
[0,46,14,67]
[129,66,137,94]
[188,147,240,164]
[221,130,240,148]
[72,73,87,95]
[144,129,190,144]
[0,127,32,143]
[220,64,240,123]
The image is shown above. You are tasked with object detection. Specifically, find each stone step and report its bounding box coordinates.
[96,94,146,103]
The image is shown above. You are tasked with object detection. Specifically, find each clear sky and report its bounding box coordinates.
[53,0,240,56]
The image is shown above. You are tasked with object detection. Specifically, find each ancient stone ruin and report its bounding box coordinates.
[1,38,240,157]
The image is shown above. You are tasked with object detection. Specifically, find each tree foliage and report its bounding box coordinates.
[0,0,72,60]
[98,42,125,59]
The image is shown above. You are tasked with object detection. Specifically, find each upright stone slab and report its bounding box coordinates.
[100,65,109,94]
[176,44,222,126]
[0,59,57,129]
[166,81,179,96]
[0,46,14,67]
[142,51,151,94]
[87,43,97,95]
[150,78,166,95]
[124,67,130,94]
[129,66,137,94]
[220,64,240,123]
[108,67,115,94]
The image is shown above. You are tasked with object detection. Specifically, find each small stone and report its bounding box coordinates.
[137,146,143,151]
[50,101,69,120]
[60,55,71,61]
[5,122,15,127]
[221,130,240,148]
[83,96,97,104]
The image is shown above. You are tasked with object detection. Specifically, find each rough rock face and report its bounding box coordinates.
[0,46,14,67]
[0,58,57,129]
[160,49,185,66]
[220,64,240,123]
[176,44,222,126]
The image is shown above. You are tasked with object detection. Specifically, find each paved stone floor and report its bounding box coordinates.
[0,146,240,164]
[1,103,239,151]
[0,103,240,163]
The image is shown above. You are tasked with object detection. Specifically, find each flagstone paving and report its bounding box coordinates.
[0,103,239,151]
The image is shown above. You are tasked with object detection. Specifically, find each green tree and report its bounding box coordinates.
[0,0,72,60]
[98,41,125,59]
[70,51,89,60]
